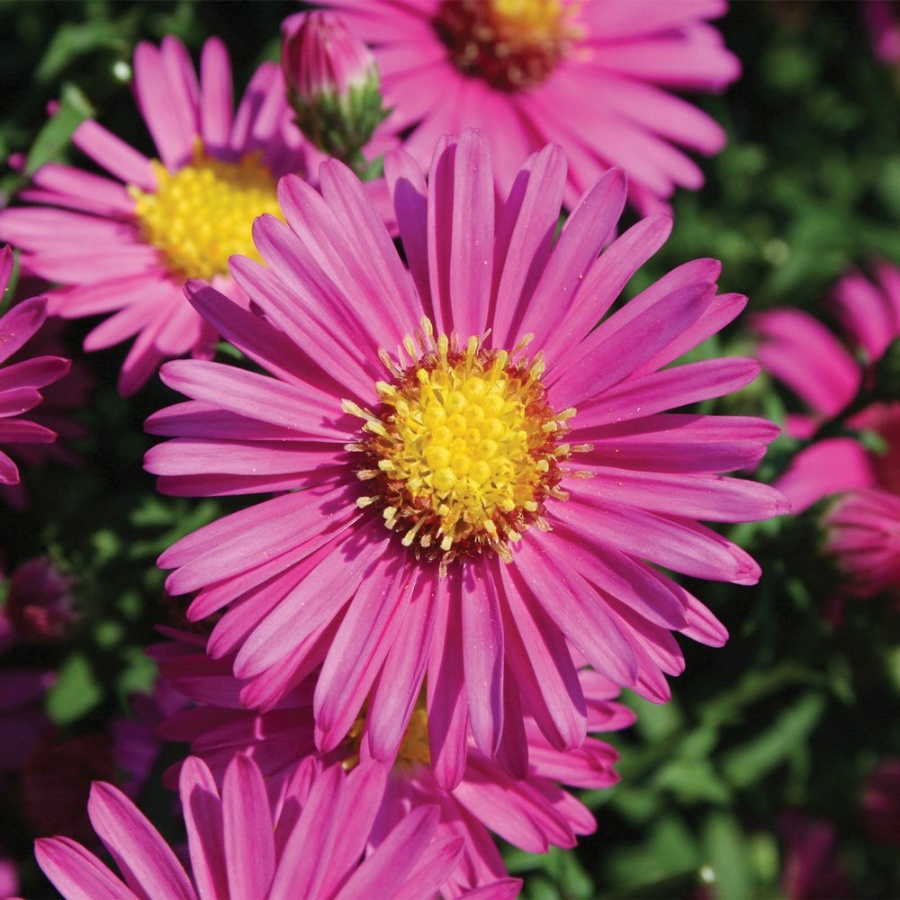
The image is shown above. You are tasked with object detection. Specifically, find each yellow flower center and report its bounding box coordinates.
[434,0,582,91]
[129,142,282,282]
[343,696,431,772]
[346,321,577,568]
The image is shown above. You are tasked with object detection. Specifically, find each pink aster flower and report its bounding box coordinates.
[145,129,787,786]
[0,36,310,395]
[317,0,740,212]
[753,261,900,513]
[36,752,471,900]
[0,245,71,487]
[152,628,629,895]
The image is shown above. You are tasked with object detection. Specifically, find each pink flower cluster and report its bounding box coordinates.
[754,261,900,598]
[0,6,813,897]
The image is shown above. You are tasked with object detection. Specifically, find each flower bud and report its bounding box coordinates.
[281,11,389,165]
[824,488,900,597]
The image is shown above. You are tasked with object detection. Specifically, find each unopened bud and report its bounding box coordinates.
[281,11,389,166]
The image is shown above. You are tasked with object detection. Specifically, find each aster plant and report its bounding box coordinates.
[145,129,787,789]
[318,0,740,211]
[0,36,310,395]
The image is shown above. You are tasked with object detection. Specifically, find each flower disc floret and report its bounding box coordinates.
[433,0,580,91]
[130,143,282,281]
[348,322,575,563]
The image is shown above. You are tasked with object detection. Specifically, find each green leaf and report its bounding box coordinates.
[46,652,103,725]
[720,691,827,789]
[35,19,126,84]
[701,812,755,900]
[24,83,93,176]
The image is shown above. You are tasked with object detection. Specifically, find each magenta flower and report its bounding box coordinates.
[779,811,855,900]
[0,245,71,488]
[863,0,900,67]
[35,752,473,900]
[153,629,630,893]
[753,262,900,513]
[824,489,900,597]
[4,556,76,642]
[0,37,310,395]
[317,0,740,212]
[862,758,900,846]
[145,129,786,785]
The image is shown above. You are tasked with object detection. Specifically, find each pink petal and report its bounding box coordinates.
[179,757,228,900]
[366,588,436,760]
[547,281,715,408]
[35,837,137,900]
[223,754,276,899]
[88,782,196,900]
[73,120,155,189]
[514,168,627,351]
[489,143,567,347]
[571,357,760,430]
[384,147,433,319]
[133,40,197,170]
[462,565,505,757]
[0,297,47,363]
[498,562,587,751]
[335,807,452,900]
[314,558,417,752]
[200,38,233,153]
[427,573,469,789]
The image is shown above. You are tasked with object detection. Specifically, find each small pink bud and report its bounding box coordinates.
[281,11,388,165]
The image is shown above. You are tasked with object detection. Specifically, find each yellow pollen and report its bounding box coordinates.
[434,0,582,91]
[349,323,579,565]
[342,698,431,772]
[492,0,568,41]
[129,141,282,281]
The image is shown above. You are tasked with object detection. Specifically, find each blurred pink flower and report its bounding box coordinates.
[863,0,900,67]
[0,246,70,488]
[0,37,310,395]
[35,752,489,900]
[3,556,76,642]
[862,758,900,845]
[318,0,740,212]
[824,488,900,596]
[145,129,786,784]
[753,261,900,513]
[153,629,630,895]
[779,811,854,900]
